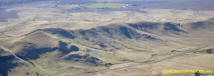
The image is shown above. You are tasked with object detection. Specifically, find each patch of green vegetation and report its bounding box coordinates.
[60,4,80,9]
[86,3,124,9]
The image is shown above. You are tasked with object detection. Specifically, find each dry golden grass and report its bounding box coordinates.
[1,2,214,76]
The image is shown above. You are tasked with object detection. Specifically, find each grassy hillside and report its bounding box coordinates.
[1,1,214,76]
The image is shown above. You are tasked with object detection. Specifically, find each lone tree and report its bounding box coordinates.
[194,71,200,76]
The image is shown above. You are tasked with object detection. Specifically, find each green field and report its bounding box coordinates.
[86,3,124,8]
